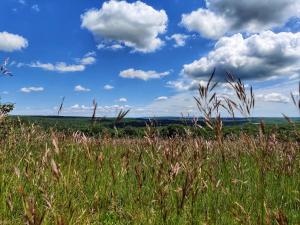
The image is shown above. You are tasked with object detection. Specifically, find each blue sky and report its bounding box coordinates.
[1,0,300,117]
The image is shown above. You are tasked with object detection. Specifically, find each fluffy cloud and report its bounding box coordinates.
[120,68,170,81]
[110,44,124,50]
[71,104,92,110]
[97,43,124,51]
[69,104,130,114]
[30,62,85,73]
[181,9,229,39]
[104,84,114,90]
[181,0,300,39]
[70,104,81,110]
[167,79,206,91]
[79,56,96,65]
[20,87,44,93]
[257,93,290,103]
[74,85,91,92]
[77,52,96,65]
[81,0,168,53]
[182,31,300,81]
[0,31,28,52]
[167,34,190,47]
[28,53,96,73]
[155,96,168,101]
[118,98,127,102]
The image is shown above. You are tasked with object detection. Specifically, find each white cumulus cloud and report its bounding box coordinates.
[182,31,300,81]
[0,31,28,52]
[30,62,85,73]
[167,34,190,47]
[79,56,96,65]
[257,93,290,103]
[20,87,44,93]
[118,98,127,102]
[81,0,168,53]
[155,96,168,101]
[28,53,96,73]
[74,85,91,92]
[181,9,229,39]
[97,43,124,51]
[104,84,114,90]
[68,103,131,115]
[71,104,92,110]
[181,0,300,39]
[120,68,170,81]
[167,79,206,91]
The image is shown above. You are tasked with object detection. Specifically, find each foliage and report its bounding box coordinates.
[160,124,187,137]
[0,102,14,115]
[11,115,300,141]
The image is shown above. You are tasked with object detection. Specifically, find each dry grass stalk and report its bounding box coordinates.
[52,132,60,154]
[50,158,61,180]
[291,82,300,112]
[57,97,65,116]
[23,197,45,225]
[115,109,130,125]
[274,210,288,225]
[226,71,255,117]
[91,99,98,124]
[194,69,223,140]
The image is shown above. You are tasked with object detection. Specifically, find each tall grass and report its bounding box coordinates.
[0,75,299,224]
[0,121,299,224]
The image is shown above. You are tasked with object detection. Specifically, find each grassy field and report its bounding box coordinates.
[0,117,299,224]
[1,76,300,224]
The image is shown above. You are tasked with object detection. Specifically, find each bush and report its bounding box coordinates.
[160,124,187,138]
[123,126,140,137]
